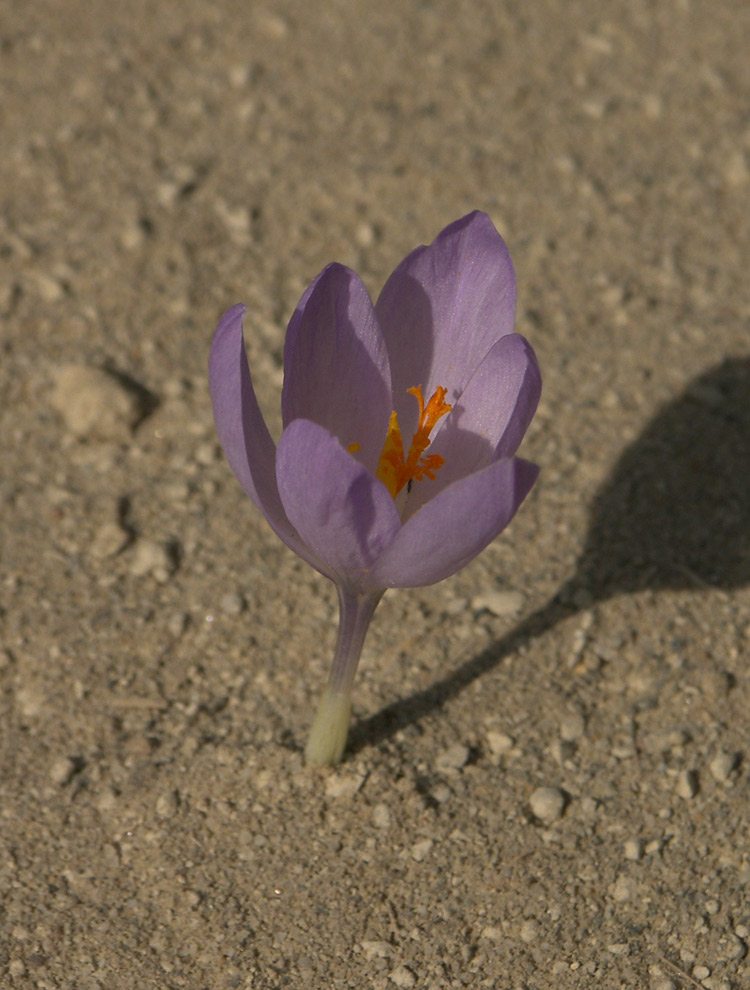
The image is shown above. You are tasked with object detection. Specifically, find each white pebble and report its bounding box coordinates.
[431,784,451,804]
[519,919,539,943]
[168,612,189,637]
[372,804,391,829]
[650,978,676,990]
[435,743,470,772]
[560,712,585,741]
[155,790,179,819]
[389,964,416,988]
[692,965,710,980]
[411,838,433,862]
[129,539,174,581]
[612,875,634,902]
[220,591,245,616]
[354,222,376,249]
[49,756,77,785]
[709,751,738,782]
[90,521,130,560]
[324,773,364,799]
[486,730,514,755]
[721,934,746,960]
[624,839,643,861]
[360,940,392,960]
[471,589,524,617]
[51,365,144,439]
[529,786,566,823]
[195,441,218,465]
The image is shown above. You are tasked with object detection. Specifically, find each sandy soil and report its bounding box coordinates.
[2,1,750,987]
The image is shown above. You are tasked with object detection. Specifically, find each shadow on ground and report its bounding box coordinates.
[350,355,750,753]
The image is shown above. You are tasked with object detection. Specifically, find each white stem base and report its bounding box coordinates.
[305,689,352,767]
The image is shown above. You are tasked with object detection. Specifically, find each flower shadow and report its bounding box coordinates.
[349,355,750,754]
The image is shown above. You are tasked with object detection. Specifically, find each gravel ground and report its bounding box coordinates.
[2,1,750,988]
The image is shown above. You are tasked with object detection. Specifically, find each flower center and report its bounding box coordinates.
[375,386,452,499]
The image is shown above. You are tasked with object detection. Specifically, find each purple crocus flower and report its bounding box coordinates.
[209,212,541,765]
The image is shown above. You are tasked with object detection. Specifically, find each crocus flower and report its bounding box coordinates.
[209,212,541,765]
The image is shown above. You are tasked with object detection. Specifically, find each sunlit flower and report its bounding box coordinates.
[209,212,541,765]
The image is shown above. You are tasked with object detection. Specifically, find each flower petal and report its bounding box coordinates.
[404,333,541,515]
[282,264,392,472]
[367,457,539,589]
[209,305,325,570]
[375,211,516,434]
[276,419,402,589]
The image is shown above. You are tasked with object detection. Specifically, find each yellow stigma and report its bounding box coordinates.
[376,385,452,499]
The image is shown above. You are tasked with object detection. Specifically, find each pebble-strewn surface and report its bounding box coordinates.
[2,2,750,988]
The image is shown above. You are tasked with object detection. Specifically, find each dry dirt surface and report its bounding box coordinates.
[2,1,750,988]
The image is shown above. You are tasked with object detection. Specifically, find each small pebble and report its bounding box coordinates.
[721,934,746,960]
[431,784,451,804]
[519,919,539,943]
[612,875,634,902]
[49,756,77,786]
[650,978,676,990]
[372,804,391,829]
[529,786,566,823]
[389,964,416,988]
[435,744,470,772]
[90,521,130,560]
[129,539,174,582]
[471,589,524,617]
[443,596,468,616]
[560,712,585,741]
[30,270,66,302]
[676,769,699,799]
[709,751,738,782]
[8,960,25,979]
[624,839,643,862]
[700,668,731,699]
[220,591,245,616]
[167,612,190,637]
[607,942,629,955]
[163,481,190,502]
[354,222,376,249]
[692,965,710,980]
[486,731,514,755]
[361,940,392,960]
[324,773,364,799]
[195,441,218,466]
[51,365,145,439]
[155,790,179,819]
[411,838,433,862]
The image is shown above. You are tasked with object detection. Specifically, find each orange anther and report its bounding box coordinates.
[376,386,451,499]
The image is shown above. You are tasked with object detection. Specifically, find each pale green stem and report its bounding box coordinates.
[305,587,383,766]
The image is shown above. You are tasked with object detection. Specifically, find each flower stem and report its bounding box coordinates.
[305,587,382,766]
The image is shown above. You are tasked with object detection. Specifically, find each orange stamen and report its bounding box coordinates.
[376,385,452,499]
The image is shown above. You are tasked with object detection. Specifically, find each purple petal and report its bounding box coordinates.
[282,264,392,472]
[276,419,402,589]
[375,212,516,434]
[367,457,539,589]
[404,334,541,516]
[209,305,326,571]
